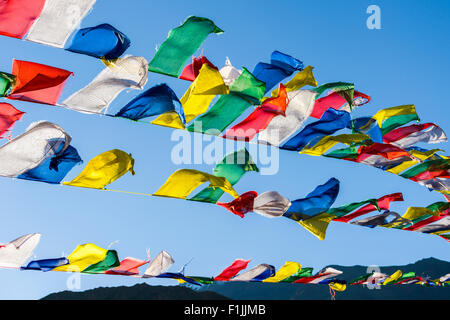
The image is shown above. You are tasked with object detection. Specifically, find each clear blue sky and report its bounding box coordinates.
[0,0,449,299]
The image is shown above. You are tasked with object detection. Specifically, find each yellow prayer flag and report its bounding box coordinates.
[383,270,402,285]
[373,105,417,127]
[54,243,107,272]
[153,169,239,199]
[298,213,336,240]
[300,134,370,156]
[152,64,228,129]
[402,207,439,220]
[271,65,317,97]
[263,261,302,283]
[63,149,135,189]
[386,160,419,175]
[329,282,347,292]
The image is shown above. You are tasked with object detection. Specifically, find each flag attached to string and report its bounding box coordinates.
[66,23,130,59]
[25,0,97,48]
[61,56,148,114]
[148,16,223,77]
[7,60,73,105]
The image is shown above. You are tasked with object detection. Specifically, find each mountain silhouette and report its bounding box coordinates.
[41,258,449,300]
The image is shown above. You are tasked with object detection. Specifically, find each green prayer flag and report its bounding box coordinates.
[327,199,380,218]
[325,146,359,160]
[400,159,449,179]
[281,268,314,283]
[148,16,223,77]
[381,113,420,135]
[350,272,373,285]
[187,68,265,134]
[82,250,120,274]
[0,72,15,97]
[190,148,259,203]
[313,82,354,97]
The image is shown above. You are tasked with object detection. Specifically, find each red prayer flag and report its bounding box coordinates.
[214,259,250,281]
[179,55,217,81]
[8,59,73,105]
[0,102,24,138]
[383,123,435,144]
[357,143,411,162]
[311,90,370,119]
[333,193,404,223]
[105,257,149,276]
[0,0,45,39]
[410,170,450,182]
[403,212,449,231]
[223,84,288,141]
[217,191,258,218]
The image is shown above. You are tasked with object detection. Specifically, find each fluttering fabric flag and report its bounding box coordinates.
[412,216,450,233]
[313,82,354,102]
[115,83,185,123]
[53,243,107,272]
[0,233,41,268]
[25,0,97,48]
[296,213,336,240]
[214,259,250,281]
[22,257,69,271]
[348,117,383,143]
[311,90,370,119]
[106,257,149,276]
[223,84,289,141]
[281,109,351,151]
[219,58,241,86]
[0,0,45,39]
[329,282,347,292]
[253,51,304,92]
[7,60,73,105]
[252,191,292,218]
[190,149,258,203]
[143,251,174,278]
[399,159,449,181]
[356,142,410,164]
[18,145,82,184]
[332,193,404,223]
[258,89,318,146]
[383,270,403,285]
[187,67,265,134]
[263,261,302,283]
[152,64,228,129]
[0,72,15,97]
[0,103,24,139]
[350,211,408,228]
[217,191,258,218]
[231,264,275,282]
[296,267,343,284]
[82,250,120,274]
[270,65,317,97]
[383,123,447,148]
[179,55,217,81]
[148,16,223,77]
[154,169,239,200]
[373,105,420,136]
[0,121,71,178]
[217,190,291,218]
[281,267,314,283]
[66,24,130,59]
[284,178,340,220]
[63,149,135,189]
[350,272,388,285]
[61,55,148,114]
[299,133,370,156]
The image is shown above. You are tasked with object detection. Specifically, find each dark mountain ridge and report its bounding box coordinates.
[42,257,449,300]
